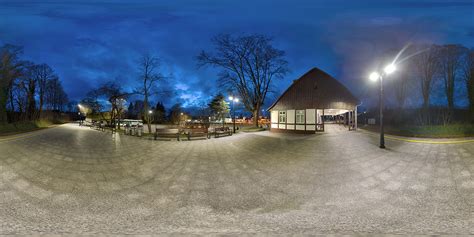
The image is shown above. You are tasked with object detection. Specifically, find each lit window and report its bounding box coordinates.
[296,110,305,124]
[279,111,286,123]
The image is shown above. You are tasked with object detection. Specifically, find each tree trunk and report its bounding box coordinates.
[38,93,44,120]
[253,107,260,127]
[468,80,474,122]
[0,86,9,124]
[144,96,151,134]
[27,81,36,121]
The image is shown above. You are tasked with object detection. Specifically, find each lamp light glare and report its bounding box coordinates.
[369,72,380,82]
[384,64,396,74]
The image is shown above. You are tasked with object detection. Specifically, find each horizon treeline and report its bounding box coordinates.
[374,43,474,125]
[0,44,72,125]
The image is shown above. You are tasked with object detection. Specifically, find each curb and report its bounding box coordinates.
[359,129,474,144]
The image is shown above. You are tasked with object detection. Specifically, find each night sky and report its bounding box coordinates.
[1,0,473,111]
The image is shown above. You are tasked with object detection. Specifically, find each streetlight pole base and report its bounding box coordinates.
[379,144,385,149]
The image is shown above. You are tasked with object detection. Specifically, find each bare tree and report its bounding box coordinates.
[136,54,166,133]
[97,81,128,128]
[169,103,183,125]
[393,63,412,110]
[32,64,56,119]
[197,34,288,127]
[82,90,106,120]
[12,78,28,117]
[412,44,441,124]
[21,62,38,120]
[45,77,68,111]
[439,44,467,112]
[462,48,474,121]
[0,44,23,124]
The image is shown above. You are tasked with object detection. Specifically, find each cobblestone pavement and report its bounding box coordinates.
[0,124,473,235]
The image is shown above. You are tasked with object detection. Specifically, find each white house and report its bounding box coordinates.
[268,67,360,133]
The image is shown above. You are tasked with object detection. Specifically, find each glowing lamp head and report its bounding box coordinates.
[384,64,396,74]
[148,110,153,114]
[369,72,380,82]
[228,96,234,101]
[234,98,239,102]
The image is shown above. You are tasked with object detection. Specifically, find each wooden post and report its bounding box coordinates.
[348,111,351,131]
[322,109,325,132]
[354,106,358,130]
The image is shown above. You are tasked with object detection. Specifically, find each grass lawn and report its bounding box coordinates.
[361,124,474,138]
[0,120,55,136]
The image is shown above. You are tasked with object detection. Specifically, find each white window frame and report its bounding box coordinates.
[279,111,286,123]
[296,110,305,124]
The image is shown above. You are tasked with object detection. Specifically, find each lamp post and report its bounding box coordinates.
[228,96,239,133]
[77,104,84,126]
[369,63,396,149]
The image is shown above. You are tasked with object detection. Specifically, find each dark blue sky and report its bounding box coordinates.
[1,0,473,110]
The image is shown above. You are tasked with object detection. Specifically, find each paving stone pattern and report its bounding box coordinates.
[0,124,473,235]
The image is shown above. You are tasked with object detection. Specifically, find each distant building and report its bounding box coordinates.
[268,67,359,133]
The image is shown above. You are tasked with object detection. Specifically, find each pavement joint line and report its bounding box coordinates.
[359,129,474,144]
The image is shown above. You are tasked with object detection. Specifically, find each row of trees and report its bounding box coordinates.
[389,44,474,124]
[80,54,169,129]
[0,44,69,124]
[126,94,231,127]
[127,101,166,123]
[2,34,285,129]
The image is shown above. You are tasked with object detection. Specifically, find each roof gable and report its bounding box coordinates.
[268,67,359,111]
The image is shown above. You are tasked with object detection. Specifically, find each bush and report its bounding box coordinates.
[0,119,57,135]
[401,124,474,138]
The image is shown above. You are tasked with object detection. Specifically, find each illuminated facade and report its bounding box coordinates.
[268,67,360,133]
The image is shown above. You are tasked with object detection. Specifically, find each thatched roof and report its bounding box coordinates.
[268,67,359,111]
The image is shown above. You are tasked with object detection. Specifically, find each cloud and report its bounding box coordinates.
[2,0,473,109]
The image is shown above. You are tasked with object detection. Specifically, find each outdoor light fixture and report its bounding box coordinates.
[369,72,380,82]
[228,96,239,133]
[369,63,398,149]
[384,64,396,74]
[148,110,153,114]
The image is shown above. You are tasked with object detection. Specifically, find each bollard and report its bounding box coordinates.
[137,125,143,137]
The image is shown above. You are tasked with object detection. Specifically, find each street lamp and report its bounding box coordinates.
[228,96,239,133]
[77,104,84,125]
[370,63,396,149]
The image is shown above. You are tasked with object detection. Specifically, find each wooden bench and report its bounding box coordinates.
[186,127,209,140]
[154,128,181,141]
[214,127,232,138]
[104,124,117,134]
[92,121,105,131]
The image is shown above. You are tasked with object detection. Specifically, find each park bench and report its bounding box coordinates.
[91,121,104,131]
[154,128,181,141]
[214,127,232,138]
[104,124,116,134]
[186,127,209,140]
